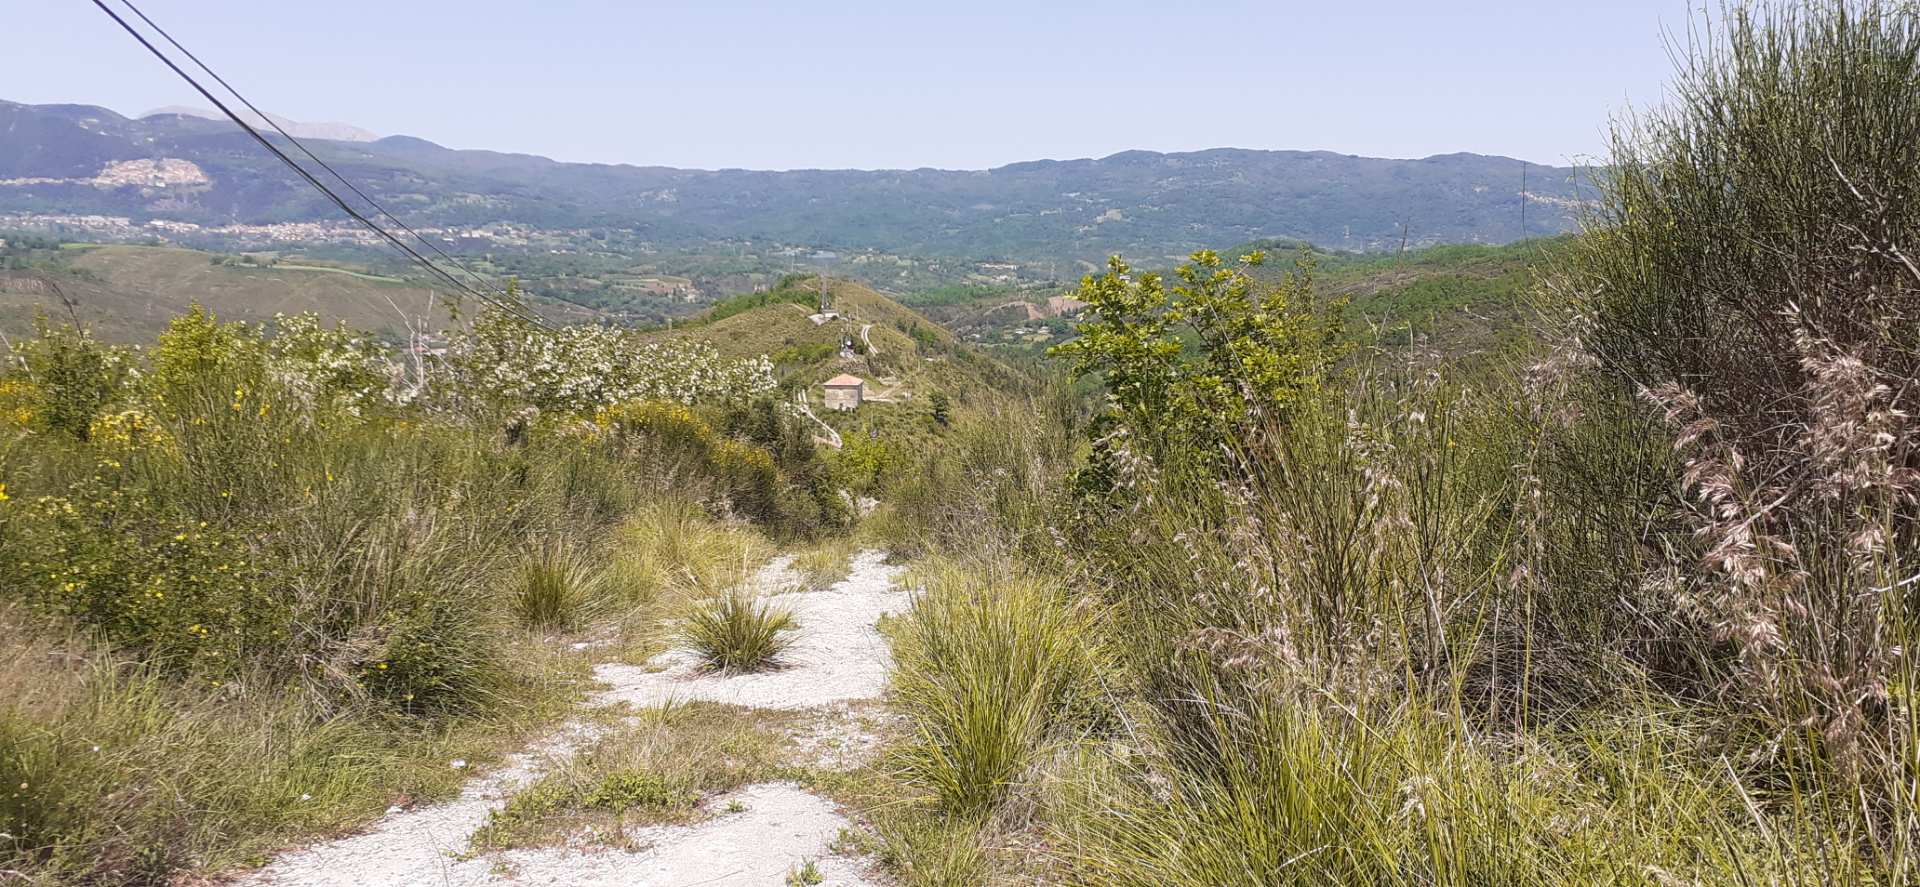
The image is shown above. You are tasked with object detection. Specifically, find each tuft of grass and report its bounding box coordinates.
[786,858,824,886]
[510,542,603,631]
[888,559,1112,816]
[677,591,798,674]
[873,811,993,887]
[600,500,771,607]
[791,535,860,591]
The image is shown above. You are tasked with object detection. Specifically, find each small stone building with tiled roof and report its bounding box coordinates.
[823,374,865,411]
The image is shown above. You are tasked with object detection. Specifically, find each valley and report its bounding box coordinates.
[5,2,1919,886]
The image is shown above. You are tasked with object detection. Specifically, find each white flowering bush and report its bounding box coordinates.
[435,306,776,415]
[265,312,393,416]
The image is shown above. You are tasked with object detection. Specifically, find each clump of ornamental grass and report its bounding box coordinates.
[510,542,604,632]
[888,559,1112,817]
[677,590,797,673]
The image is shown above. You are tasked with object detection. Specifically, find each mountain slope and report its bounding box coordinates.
[140,106,379,143]
[0,100,1592,264]
[0,243,600,342]
[654,275,1039,450]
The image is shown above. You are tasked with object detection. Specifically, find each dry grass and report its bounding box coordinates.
[469,702,794,851]
[0,606,582,884]
[791,535,861,591]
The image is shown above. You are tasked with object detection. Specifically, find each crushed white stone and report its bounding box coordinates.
[483,782,880,886]
[236,550,906,887]
[592,549,908,711]
[237,724,599,886]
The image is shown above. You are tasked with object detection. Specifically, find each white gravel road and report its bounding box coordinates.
[235,550,907,887]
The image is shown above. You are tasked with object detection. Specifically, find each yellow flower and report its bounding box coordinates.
[0,483,9,502]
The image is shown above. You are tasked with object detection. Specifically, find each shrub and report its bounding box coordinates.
[1052,249,1343,491]
[0,477,286,677]
[600,499,771,606]
[677,590,797,673]
[1565,0,1920,836]
[440,305,776,415]
[7,317,129,441]
[711,439,783,524]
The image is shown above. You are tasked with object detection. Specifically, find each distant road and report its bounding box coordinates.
[266,264,407,284]
[792,389,843,449]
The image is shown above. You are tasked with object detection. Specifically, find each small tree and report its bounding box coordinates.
[929,390,952,427]
[1051,250,1342,493]
[9,315,129,441]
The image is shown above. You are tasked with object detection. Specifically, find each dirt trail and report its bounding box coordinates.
[239,551,907,887]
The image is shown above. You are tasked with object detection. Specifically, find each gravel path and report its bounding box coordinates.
[593,550,906,710]
[237,551,906,887]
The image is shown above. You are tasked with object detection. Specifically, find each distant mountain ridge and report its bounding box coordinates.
[139,105,380,143]
[0,99,1592,262]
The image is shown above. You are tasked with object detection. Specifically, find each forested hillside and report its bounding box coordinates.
[0,100,1586,263]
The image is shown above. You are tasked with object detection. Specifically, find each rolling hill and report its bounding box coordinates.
[655,274,1043,447]
[0,243,599,342]
[909,237,1569,361]
[0,99,1591,265]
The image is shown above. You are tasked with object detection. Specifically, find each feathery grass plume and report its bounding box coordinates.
[678,590,797,673]
[1564,0,1920,853]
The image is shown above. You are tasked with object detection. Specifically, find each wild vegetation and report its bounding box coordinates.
[5,2,1916,885]
[856,3,1920,884]
[0,297,845,882]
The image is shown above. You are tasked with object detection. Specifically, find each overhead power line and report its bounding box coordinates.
[110,0,528,320]
[88,0,553,330]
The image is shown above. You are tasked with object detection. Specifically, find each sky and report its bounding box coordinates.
[8,1,1699,171]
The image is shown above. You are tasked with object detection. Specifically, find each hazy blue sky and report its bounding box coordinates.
[10,1,1700,170]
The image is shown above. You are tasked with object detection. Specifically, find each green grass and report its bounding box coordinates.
[0,606,580,883]
[695,286,819,325]
[511,543,605,631]
[887,559,1111,815]
[791,535,861,591]
[0,304,827,882]
[678,591,798,674]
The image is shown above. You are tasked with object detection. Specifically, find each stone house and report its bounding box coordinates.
[823,374,865,411]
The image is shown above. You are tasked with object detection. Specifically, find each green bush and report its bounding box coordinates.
[1562,0,1920,849]
[0,476,286,676]
[9,317,129,441]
